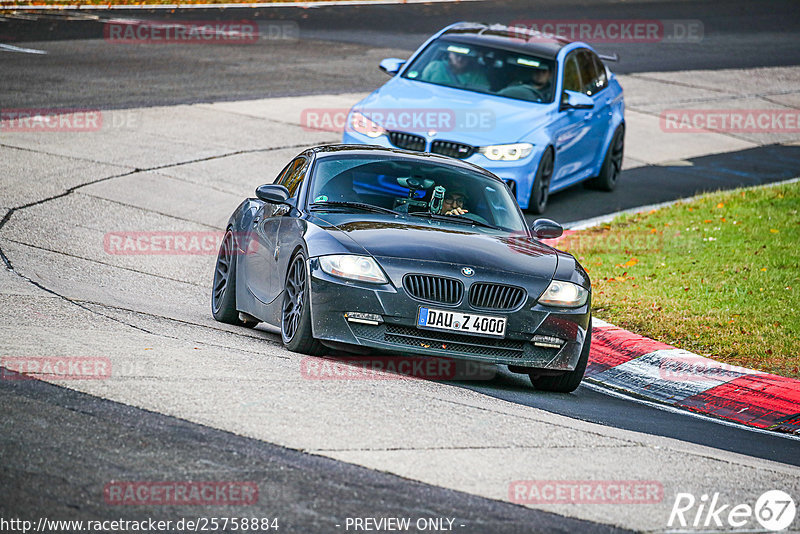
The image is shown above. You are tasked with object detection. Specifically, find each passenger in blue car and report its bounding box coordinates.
[421,49,489,91]
[498,64,553,102]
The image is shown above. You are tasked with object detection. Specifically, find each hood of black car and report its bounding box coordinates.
[313,214,558,278]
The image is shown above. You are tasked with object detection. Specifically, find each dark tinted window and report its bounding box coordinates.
[591,53,608,92]
[562,54,581,92]
[277,157,307,197]
[576,50,600,96]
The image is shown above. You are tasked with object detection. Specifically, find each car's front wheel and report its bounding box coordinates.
[587,125,624,191]
[529,325,591,393]
[526,148,553,215]
[281,252,325,355]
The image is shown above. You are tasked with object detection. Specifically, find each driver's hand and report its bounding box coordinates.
[445,207,468,216]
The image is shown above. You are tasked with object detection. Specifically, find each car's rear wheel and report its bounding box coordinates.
[529,324,591,393]
[587,125,624,191]
[526,148,553,215]
[212,229,255,327]
[281,252,325,355]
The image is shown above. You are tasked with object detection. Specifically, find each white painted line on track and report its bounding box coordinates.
[10,0,484,10]
[0,43,48,54]
[583,380,800,442]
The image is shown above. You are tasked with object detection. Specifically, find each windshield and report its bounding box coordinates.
[402,39,556,104]
[308,155,527,233]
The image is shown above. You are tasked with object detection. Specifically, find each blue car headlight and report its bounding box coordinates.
[478,143,533,161]
[348,112,386,139]
[318,255,388,284]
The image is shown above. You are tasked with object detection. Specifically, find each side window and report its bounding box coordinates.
[562,54,581,93]
[576,50,599,96]
[277,157,308,198]
[591,52,608,92]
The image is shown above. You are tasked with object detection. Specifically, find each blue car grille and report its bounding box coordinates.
[469,283,526,311]
[431,140,475,160]
[388,131,426,152]
[403,274,463,305]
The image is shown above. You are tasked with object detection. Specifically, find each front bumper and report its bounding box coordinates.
[308,256,590,371]
[342,131,543,210]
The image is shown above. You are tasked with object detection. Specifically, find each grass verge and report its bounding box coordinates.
[561,180,800,378]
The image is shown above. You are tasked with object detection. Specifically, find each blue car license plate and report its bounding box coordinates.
[417,307,506,338]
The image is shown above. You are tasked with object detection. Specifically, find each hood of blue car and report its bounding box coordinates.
[356,78,551,146]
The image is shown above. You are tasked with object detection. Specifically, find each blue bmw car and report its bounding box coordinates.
[342,22,625,213]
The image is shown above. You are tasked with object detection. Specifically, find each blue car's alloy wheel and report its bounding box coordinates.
[588,125,625,191]
[527,149,553,214]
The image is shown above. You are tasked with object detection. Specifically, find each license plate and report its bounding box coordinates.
[417,307,506,338]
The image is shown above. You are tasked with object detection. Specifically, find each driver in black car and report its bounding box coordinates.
[498,64,553,102]
[441,187,469,216]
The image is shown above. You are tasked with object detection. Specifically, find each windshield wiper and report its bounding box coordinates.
[409,212,500,230]
[309,201,398,215]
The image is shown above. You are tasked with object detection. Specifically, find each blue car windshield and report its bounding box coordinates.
[402,39,557,104]
[309,155,527,233]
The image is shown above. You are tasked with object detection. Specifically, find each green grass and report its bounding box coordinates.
[562,180,800,378]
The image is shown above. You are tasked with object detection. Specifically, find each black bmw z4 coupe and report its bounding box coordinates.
[212,145,592,392]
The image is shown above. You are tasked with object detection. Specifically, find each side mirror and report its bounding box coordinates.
[560,90,594,111]
[531,218,563,239]
[379,58,405,76]
[255,184,290,204]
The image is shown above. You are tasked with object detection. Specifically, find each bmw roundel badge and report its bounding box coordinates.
[461,267,475,277]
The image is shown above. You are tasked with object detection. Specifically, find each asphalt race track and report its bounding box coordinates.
[2,0,800,532]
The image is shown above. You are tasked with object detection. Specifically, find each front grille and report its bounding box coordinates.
[385,325,525,358]
[347,323,560,364]
[403,274,463,305]
[388,131,426,152]
[431,140,476,159]
[469,283,526,311]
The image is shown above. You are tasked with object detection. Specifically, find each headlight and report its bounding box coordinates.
[538,280,588,307]
[478,143,533,161]
[348,112,386,139]
[318,255,388,284]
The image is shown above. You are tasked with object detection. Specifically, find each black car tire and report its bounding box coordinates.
[529,324,591,393]
[586,125,624,191]
[526,148,553,215]
[212,229,251,326]
[281,251,325,355]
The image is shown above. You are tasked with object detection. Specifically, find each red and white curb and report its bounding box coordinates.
[587,317,800,436]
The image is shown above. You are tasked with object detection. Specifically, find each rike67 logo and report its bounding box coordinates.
[669,490,796,531]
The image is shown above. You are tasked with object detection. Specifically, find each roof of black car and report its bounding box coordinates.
[439,23,573,60]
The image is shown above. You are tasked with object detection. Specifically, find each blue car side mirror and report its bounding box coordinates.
[561,90,594,111]
[531,218,564,239]
[379,58,405,76]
